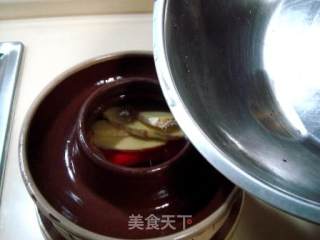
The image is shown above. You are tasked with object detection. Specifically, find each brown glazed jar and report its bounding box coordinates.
[19,52,242,240]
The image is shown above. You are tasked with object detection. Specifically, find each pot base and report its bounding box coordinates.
[36,192,244,240]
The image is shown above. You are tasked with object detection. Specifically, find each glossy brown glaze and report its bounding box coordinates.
[37,192,243,240]
[26,54,234,238]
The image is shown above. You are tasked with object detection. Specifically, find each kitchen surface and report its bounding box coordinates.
[0,1,320,240]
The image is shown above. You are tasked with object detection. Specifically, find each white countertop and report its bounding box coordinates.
[0,14,319,240]
[0,0,152,19]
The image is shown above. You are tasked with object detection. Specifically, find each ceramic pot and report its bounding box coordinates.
[19,52,242,240]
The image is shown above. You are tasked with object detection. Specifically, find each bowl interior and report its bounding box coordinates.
[159,0,320,222]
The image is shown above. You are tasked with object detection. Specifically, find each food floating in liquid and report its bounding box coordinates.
[90,106,185,167]
[138,111,178,130]
[103,107,183,141]
[91,120,165,150]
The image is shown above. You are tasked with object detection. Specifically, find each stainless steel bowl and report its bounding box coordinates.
[153,0,320,223]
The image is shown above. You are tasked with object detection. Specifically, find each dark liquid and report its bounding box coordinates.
[91,92,186,168]
[100,139,186,168]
